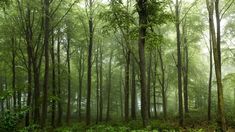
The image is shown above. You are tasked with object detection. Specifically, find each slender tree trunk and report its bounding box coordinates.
[41,0,50,126]
[106,51,113,121]
[175,0,183,126]
[124,51,130,122]
[1,81,4,112]
[57,34,62,126]
[147,51,152,118]
[153,53,157,118]
[182,25,189,114]
[4,72,10,109]
[86,0,93,125]
[206,0,226,131]
[25,3,32,126]
[96,47,99,123]
[78,47,84,121]
[208,36,212,121]
[136,0,149,127]
[131,57,136,120]
[157,46,167,119]
[25,44,32,126]
[120,70,124,120]
[51,31,56,127]
[66,34,71,125]
[12,37,16,110]
[33,63,40,124]
[99,46,103,122]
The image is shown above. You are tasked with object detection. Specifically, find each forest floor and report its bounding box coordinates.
[45,119,235,132]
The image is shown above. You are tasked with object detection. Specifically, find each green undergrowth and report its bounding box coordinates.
[53,120,207,132]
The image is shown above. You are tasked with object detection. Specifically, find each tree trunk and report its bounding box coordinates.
[57,34,62,126]
[106,51,113,121]
[12,37,16,110]
[120,70,124,120]
[153,53,157,118]
[41,0,50,126]
[99,46,103,122]
[25,3,32,126]
[33,61,40,124]
[208,32,213,122]
[124,51,130,122]
[66,34,71,125]
[131,57,136,120]
[175,0,183,126]
[78,47,84,121]
[25,41,32,126]
[51,31,56,128]
[136,0,149,127]
[206,0,226,130]
[157,46,167,119]
[182,25,189,114]
[86,0,93,125]
[96,47,99,123]
[147,51,152,118]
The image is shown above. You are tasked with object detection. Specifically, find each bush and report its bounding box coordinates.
[0,109,25,132]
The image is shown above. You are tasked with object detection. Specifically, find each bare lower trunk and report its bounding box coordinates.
[131,58,136,120]
[124,51,130,122]
[57,35,62,126]
[99,46,103,121]
[66,35,71,125]
[106,51,113,121]
[147,51,152,118]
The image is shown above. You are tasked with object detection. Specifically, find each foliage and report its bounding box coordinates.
[0,109,26,132]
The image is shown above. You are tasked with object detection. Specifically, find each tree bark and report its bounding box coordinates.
[157,46,167,119]
[182,24,189,114]
[131,57,136,120]
[106,51,113,121]
[57,33,62,126]
[41,0,50,126]
[86,0,93,125]
[124,51,130,122]
[11,37,16,110]
[208,33,212,122]
[153,53,157,118]
[206,0,226,131]
[96,47,99,123]
[136,0,149,127]
[78,47,84,121]
[66,34,71,125]
[147,51,152,118]
[175,0,183,126]
[99,45,103,121]
[51,30,56,128]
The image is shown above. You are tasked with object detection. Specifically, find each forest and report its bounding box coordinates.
[0,0,235,131]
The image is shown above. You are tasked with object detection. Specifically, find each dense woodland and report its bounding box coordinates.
[0,0,235,131]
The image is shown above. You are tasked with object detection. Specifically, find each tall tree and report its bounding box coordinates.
[136,0,149,127]
[57,31,62,126]
[208,32,212,122]
[206,0,226,131]
[147,51,152,118]
[175,0,183,126]
[99,45,103,121]
[86,0,94,125]
[182,22,189,113]
[78,46,84,121]
[66,32,71,124]
[51,30,56,127]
